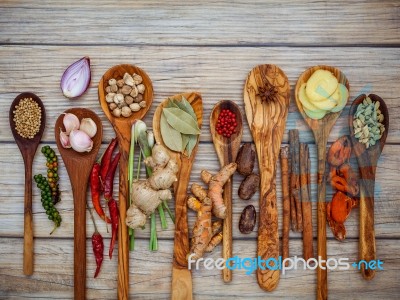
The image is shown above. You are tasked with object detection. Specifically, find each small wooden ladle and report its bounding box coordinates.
[210,100,243,282]
[295,65,350,300]
[349,94,389,280]
[98,64,153,300]
[244,64,290,291]
[153,92,203,300]
[55,108,102,300]
[9,92,46,276]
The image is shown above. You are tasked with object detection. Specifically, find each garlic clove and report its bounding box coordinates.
[79,118,97,138]
[69,129,93,152]
[59,129,71,148]
[63,113,80,135]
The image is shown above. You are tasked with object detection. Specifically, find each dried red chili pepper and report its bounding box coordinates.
[100,138,117,189]
[90,162,111,223]
[108,198,119,259]
[92,231,104,278]
[104,153,121,201]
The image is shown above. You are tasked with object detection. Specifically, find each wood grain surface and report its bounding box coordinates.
[244,64,290,291]
[0,1,399,299]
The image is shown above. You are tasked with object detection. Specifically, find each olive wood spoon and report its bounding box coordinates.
[99,64,153,300]
[210,100,243,282]
[295,65,350,300]
[153,92,203,300]
[244,64,290,291]
[349,94,389,280]
[9,92,46,276]
[55,108,102,300]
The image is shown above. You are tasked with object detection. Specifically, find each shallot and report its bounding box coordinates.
[61,57,91,99]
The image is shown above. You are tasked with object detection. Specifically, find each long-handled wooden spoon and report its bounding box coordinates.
[153,92,203,300]
[9,92,46,276]
[244,64,290,291]
[295,65,350,300]
[349,94,389,280]
[98,64,153,300]
[55,108,102,300]
[210,100,243,282]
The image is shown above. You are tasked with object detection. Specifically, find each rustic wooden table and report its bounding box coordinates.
[0,1,399,299]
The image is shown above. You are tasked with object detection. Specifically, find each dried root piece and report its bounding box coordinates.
[327,135,351,167]
[205,232,223,252]
[200,162,237,219]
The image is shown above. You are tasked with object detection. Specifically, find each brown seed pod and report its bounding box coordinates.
[239,205,256,234]
[236,143,256,176]
[238,173,260,200]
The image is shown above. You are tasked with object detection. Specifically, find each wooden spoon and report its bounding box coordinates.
[98,64,153,300]
[210,100,243,282]
[55,108,102,300]
[153,92,203,300]
[295,65,350,300]
[349,94,389,280]
[243,64,290,291]
[9,92,46,276]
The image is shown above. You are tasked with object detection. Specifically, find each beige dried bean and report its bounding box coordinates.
[105,86,112,93]
[129,103,141,112]
[123,73,134,86]
[121,85,132,95]
[110,84,118,93]
[125,96,134,105]
[139,101,146,108]
[117,79,124,88]
[130,86,139,98]
[108,78,116,86]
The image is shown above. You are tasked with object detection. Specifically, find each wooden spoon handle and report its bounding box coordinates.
[222,178,233,282]
[23,157,34,276]
[171,267,193,300]
[172,157,192,268]
[359,177,376,280]
[72,181,88,300]
[316,143,328,300]
[117,136,130,300]
[257,174,279,291]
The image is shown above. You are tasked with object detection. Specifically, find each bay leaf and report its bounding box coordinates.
[160,112,182,152]
[173,96,197,121]
[163,107,201,135]
[181,133,190,153]
[186,134,198,157]
[167,98,179,108]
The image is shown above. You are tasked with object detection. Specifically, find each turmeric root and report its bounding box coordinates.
[200,162,237,219]
[126,144,178,229]
[189,183,213,260]
[187,196,202,212]
[205,232,223,252]
[187,192,224,260]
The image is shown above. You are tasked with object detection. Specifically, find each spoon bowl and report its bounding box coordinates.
[55,108,102,300]
[349,94,389,280]
[210,100,243,282]
[153,92,203,300]
[98,64,153,299]
[295,65,349,300]
[9,92,46,276]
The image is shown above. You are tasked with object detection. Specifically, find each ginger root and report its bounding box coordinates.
[201,162,237,219]
[126,144,178,229]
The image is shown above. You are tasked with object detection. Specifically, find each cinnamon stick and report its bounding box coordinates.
[280,146,290,264]
[289,129,302,232]
[300,143,314,261]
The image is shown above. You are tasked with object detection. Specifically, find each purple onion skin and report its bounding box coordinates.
[60,56,91,99]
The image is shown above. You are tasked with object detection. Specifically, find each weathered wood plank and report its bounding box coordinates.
[0,238,398,299]
[0,46,399,144]
[0,0,399,46]
[0,143,398,240]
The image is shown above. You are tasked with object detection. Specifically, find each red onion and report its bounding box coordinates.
[61,57,91,99]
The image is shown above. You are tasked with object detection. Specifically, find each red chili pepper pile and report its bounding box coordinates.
[216,109,237,137]
[89,138,121,278]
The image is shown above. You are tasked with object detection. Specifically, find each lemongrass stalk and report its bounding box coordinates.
[128,123,136,251]
[163,200,175,224]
